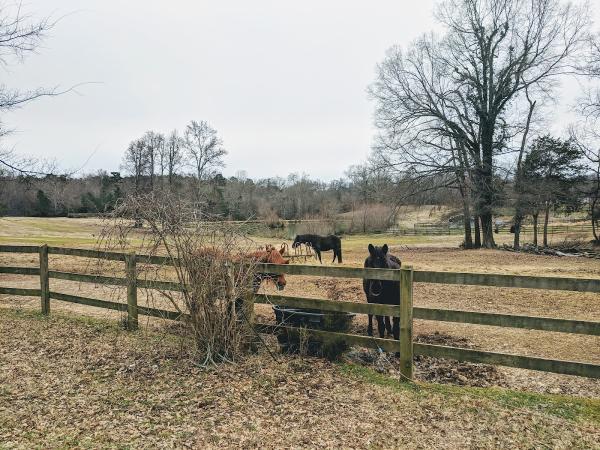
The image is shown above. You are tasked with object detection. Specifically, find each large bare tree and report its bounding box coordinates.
[370,0,589,248]
[183,120,227,199]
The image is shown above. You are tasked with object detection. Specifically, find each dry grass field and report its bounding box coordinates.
[1,309,599,449]
[1,217,600,447]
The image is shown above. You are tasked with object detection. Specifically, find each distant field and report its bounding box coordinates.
[0,216,593,249]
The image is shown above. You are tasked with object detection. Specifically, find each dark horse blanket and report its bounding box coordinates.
[292,234,342,263]
[363,244,401,340]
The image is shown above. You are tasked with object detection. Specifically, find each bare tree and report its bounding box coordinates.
[163,129,184,188]
[122,139,149,195]
[512,89,537,249]
[183,120,227,199]
[370,0,590,248]
[0,3,59,174]
[141,131,164,191]
[570,124,600,243]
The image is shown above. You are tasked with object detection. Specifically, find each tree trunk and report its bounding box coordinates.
[478,124,497,249]
[458,183,473,249]
[592,183,599,243]
[532,212,539,246]
[474,215,481,248]
[543,205,550,247]
[480,212,495,248]
[463,210,473,249]
[513,214,523,250]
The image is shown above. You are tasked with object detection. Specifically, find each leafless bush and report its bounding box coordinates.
[291,219,334,237]
[347,204,394,233]
[98,192,258,366]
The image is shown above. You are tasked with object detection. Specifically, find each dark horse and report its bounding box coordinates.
[363,244,401,340]
[292,234,342,263]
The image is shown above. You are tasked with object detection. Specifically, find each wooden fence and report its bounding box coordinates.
[388,222,595,236]
[1,244,600,380]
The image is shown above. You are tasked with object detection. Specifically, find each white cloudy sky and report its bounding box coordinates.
[1,1,597,180]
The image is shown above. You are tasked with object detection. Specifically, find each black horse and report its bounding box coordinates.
[292,234,342,263]
[363,244,401,340]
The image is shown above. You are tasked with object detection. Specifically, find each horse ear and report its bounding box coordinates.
[368,244,375,255]
[382,244,388,254]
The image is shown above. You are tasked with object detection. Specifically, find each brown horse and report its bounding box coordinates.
[192,246,289,292]
[246,246,290,291]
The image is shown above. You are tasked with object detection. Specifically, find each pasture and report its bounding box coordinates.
[1,216,600,447]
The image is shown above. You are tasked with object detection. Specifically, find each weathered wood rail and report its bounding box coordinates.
[388,223,595,236]
[1,244,600,380]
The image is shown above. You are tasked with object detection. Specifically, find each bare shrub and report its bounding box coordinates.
[290,219,334,237]
[347,204,393,233]
[98,192,258,366]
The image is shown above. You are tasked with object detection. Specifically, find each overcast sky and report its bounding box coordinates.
[2,1,597,180]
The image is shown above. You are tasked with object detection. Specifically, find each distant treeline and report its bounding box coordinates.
[0,170,458,227]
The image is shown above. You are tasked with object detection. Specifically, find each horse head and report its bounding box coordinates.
[291,235,301,249]
[367,243,390,269]
[365,244,399,297]
[252,248,289,291]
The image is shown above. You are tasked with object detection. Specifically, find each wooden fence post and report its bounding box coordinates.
[399,265,414,381]
[125,253,138,330]
[39,244,50,315]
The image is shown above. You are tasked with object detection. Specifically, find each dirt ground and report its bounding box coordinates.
[1,217,600,398]
[1,309,599,449]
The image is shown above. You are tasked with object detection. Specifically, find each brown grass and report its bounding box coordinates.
[1,309,599,449]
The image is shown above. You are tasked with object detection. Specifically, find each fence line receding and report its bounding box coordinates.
[1,244,599,380]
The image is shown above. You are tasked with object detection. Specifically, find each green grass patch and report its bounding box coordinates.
[0,236,100,246]
[339,363,600,424]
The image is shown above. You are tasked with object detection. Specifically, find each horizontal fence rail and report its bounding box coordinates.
[49,270,128,286]
[414,271,600,293]
[49,291,186,321]
[0,266,40,276]
[254,263,401,281]
[2,244,600,381]
[413,343,600,378]
[0,287,41,297]
[255,294,400,317]
[413,307,600,336]
[388,223,594,236]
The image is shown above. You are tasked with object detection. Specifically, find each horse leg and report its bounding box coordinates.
[316,249,322,264]
[376,315,385,338]
[384,316,393,336]
[393,317,400,340]
[367,314,374,336]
